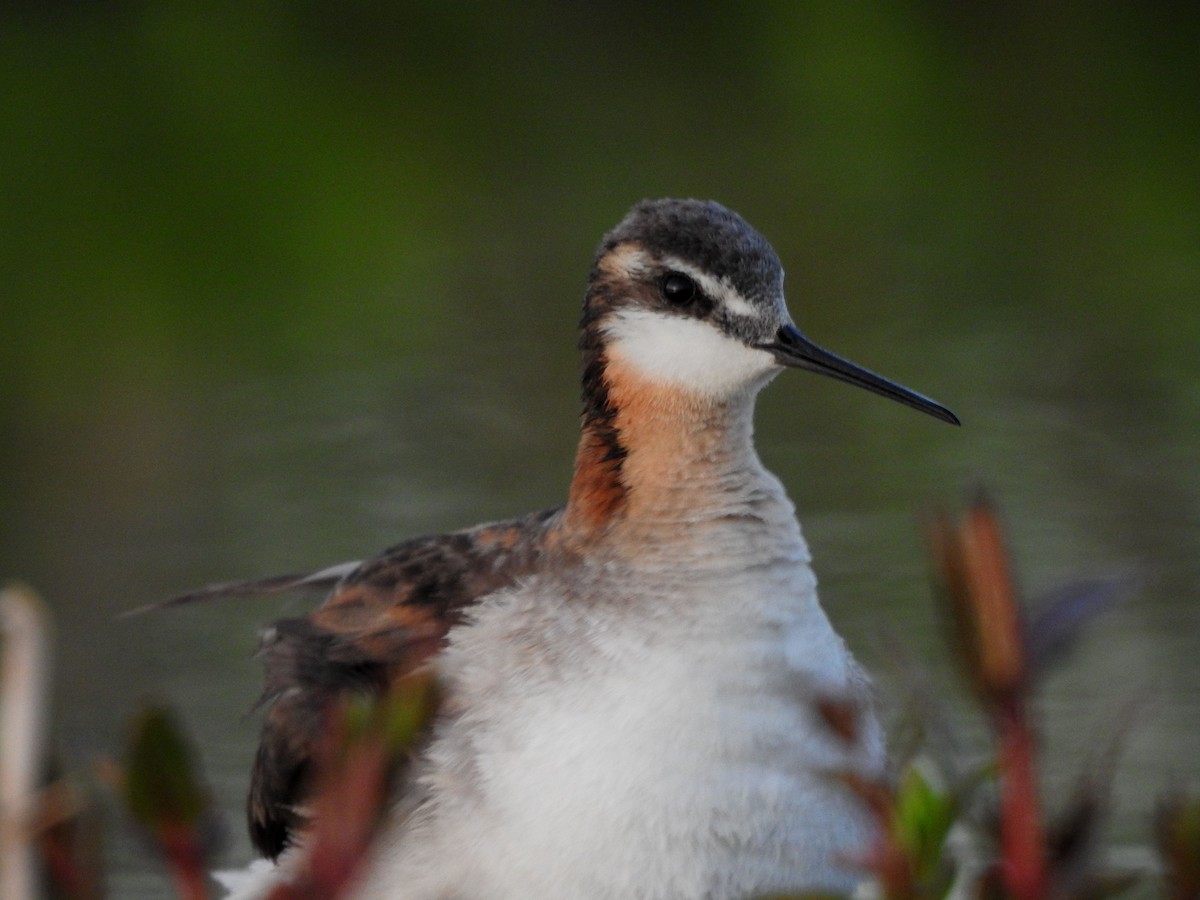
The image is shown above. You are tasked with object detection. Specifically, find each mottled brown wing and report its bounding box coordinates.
[247,507,561,859]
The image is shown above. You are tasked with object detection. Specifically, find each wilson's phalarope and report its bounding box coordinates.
[191,199,958,898]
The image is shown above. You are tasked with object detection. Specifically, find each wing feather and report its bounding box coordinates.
[246,506,561,858]
[124,562,362,616]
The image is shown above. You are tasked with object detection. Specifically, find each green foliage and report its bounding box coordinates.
[120,705,215,899]
[2,1,1199,412]
[122,706,209,832]
[890,767,957,899]
[342,669,440,753]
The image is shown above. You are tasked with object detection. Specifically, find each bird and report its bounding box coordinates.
[186,198,959,899]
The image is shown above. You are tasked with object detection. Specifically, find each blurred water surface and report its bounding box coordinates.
[2,3,1198,894]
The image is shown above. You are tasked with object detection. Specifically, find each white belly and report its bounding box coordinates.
[359,562,884,900]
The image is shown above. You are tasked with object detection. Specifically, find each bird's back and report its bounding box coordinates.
[248,506,561,857]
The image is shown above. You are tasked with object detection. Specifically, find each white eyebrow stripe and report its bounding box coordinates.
[661,256,757,318]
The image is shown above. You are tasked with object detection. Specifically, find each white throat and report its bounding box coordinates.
[603,309,779,400]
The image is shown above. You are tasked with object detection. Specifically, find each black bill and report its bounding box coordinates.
[762,324,960,426]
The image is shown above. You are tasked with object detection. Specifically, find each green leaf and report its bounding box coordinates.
[892,765,958,885]
[122,705,209,830]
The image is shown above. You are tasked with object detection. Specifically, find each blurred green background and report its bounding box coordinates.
[2,2,1198,894]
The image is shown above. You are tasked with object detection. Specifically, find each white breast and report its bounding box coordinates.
[358,546,884,900]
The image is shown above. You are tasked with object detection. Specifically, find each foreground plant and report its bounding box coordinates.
[931,496,1049,899]
[15,492,1197,899]
[1157,794,1200,900]
[121,706,220,900]
[772,494,1166,900]
[263,668,440,900]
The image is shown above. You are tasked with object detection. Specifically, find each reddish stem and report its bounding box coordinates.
[160,825,209,900]
[995,701,1048,900]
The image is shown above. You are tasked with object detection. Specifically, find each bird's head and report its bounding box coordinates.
[581,198,958,424]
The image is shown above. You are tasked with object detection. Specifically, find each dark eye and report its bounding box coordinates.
[661,272,697,305]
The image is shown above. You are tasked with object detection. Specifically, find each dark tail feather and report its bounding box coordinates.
[124,562,361,617]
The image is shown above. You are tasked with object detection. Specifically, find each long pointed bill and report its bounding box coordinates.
[762,324,960,425]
